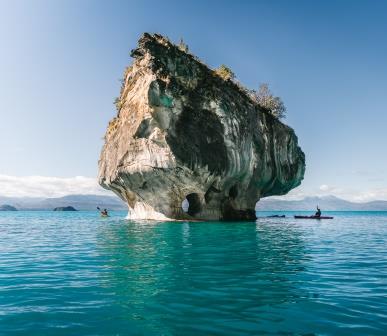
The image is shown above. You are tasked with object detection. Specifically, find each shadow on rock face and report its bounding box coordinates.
[166,106,228,175]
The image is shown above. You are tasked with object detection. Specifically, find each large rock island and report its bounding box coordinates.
[99,33,305,220]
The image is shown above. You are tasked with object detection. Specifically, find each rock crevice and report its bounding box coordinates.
[98,33,305,220]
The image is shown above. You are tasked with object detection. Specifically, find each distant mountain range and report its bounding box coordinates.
[1,194,387,211]
[256,195,387,211]
[0,194,127,211]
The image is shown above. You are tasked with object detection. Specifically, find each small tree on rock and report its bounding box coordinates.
[215,64,235,81]
[178,38,189,53]
[252,83,286,119]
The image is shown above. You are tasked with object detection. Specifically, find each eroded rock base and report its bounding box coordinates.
[98,33,305,221]
[126,202,173,221]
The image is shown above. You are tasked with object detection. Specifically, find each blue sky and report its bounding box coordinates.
[0,0,386,200]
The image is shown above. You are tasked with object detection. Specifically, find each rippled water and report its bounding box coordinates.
[0,211,386,335]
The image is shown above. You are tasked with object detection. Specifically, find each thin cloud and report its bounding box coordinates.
[0,175,110,198]
[268,184,387,202]
[1,175,387,202]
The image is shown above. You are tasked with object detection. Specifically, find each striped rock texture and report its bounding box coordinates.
[98,33,305,220]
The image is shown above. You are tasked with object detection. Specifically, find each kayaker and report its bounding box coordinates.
[315,206,321,218]
[97,206,109,216]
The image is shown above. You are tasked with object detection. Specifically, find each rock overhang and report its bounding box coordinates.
[98,33,305,221]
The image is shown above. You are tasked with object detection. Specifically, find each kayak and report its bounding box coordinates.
[101,214,109,217]
[294,215,333,219]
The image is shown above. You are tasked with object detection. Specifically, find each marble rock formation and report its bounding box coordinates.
[98,33,305,220]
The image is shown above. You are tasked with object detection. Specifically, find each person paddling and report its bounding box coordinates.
[315,205,321,218]
[294,205,333,219]
[97,207,109,217]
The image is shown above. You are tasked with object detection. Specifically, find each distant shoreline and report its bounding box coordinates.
[2,194,387,212]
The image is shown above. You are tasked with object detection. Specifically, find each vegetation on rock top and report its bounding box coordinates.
[113,33,287,119]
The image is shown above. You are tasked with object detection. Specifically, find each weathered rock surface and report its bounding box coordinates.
[98,33,305,220]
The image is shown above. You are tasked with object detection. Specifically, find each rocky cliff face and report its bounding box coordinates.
[98,33,305,220]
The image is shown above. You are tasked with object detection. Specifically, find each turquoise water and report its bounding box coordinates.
[1,211,386,335]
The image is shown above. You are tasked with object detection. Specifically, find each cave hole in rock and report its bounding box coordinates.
[134,118,153,139]
[205,184,221,203]
[229,184,238,199]
[181,193,202,216]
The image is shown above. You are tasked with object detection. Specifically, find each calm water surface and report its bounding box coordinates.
[0,211,386,335]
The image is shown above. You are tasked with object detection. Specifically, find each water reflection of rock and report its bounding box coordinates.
[97,220,310,335]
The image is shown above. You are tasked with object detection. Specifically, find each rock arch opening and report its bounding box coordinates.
[181,193,202,216]
[229,184,238,199]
